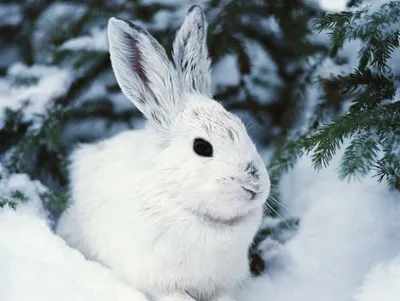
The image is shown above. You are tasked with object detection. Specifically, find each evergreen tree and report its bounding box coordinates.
[272,0,400,192]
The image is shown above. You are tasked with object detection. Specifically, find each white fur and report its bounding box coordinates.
[57,6,270,301]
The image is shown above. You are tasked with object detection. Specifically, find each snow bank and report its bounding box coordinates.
[0,166,48,220]
[355,253,400,301]
[0,169,148,301]
[0,210,148,301]
[238,152,400,301]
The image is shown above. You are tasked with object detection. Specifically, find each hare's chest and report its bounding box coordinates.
[144,221,255,295]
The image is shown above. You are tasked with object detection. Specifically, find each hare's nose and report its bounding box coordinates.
[241,161,269,200]
[241,181,262,193]
[245,161,260,181]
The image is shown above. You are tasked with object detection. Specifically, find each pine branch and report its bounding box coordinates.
[314,1,400,70]
[301,102,399,170]
[339,133,379,180]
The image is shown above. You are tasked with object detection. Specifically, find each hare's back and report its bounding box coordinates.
[71,129,153,180]
[69,129,155,202]
[57,129,153,253]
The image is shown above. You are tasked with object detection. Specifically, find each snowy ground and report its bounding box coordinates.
[239,152,400,301]
[0,171,148,301]
[1,150,399,301]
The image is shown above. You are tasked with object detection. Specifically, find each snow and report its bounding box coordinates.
[60,28,108,52]
[300,33,362,132]
[237,151,400,301]
[146,0,208,31]
[141,0,190,5]
[319,0,348,12]
[0,165,48,220]
[244,40,281,103]
[319,39,362,78]
[33,2,88,63]
[354,253,400,301]
[150,10,178,30]
[0,209,149,301]
[353,0,398,15]
[212,54,241,89]
[0,4,22,26]
[394,87,400,101]
[0,63,73,128]
[0,166,148,301]
[305,0,348,11]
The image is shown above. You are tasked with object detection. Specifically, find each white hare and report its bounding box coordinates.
[57,5,270,301]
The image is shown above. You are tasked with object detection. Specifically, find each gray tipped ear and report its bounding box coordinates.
[108,17,183,131]
[173,5,212,97]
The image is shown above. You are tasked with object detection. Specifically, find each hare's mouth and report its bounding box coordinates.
[191,210,252,227]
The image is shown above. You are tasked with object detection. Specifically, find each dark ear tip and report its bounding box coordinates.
[188,5,204,15]
[125,20,147,34]
[108,17,147,35]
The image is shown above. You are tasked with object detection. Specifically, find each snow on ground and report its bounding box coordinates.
[238,151,400,301]
[1,149,400,301]
[355,253,400,301]
[0,209,149,301]
[0,168,148,301]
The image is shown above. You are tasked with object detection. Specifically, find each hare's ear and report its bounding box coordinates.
[173,5,212,97]
[108,18,183,131]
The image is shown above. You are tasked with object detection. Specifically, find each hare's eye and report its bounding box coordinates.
[193,138,213,157]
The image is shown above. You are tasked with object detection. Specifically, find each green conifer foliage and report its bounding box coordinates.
[273,0,400,191]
